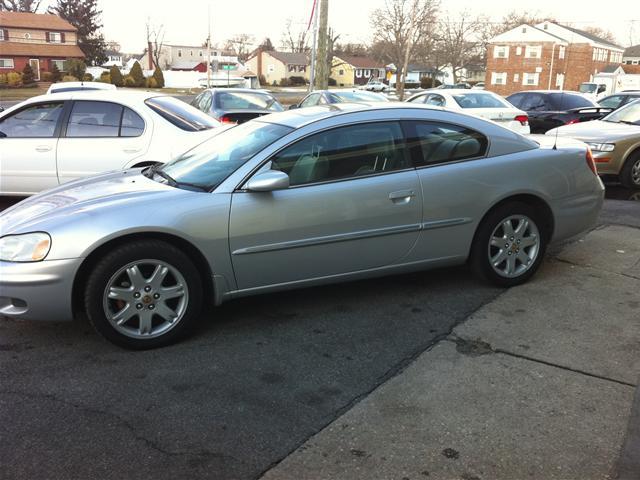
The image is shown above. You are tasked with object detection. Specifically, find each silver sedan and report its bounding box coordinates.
[0,103,604,349]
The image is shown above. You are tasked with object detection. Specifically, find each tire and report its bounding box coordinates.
[619,152,640,189]
[470,202,547,287]
[84,239,203,349]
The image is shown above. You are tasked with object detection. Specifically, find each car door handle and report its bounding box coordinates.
[35,145,52,152]
[389,189,416,204]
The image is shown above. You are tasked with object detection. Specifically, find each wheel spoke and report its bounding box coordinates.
[517,251,531,266]
[126,265,144,289]
[515,218,529,236]
[520,235,538,248]
[502,219,515,237]
[108,286,133,301]
[491,249,508,267]
[155,302,178,323]
[490,236,505,248]
[138,310,153,335]
[505,254,517,275]
[159,284,185,300]
[113,304,136,326]
[148,264,169,289]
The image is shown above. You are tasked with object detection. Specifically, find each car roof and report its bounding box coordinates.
[22,89,168,105]
[509,90,582,95]
[204,88,273,94]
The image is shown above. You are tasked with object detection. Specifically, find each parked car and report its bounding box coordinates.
[0,103,603,348]
[546,99,640,188]
[578,82,608,101]
[0,91,220,195]
[506,90,612,134]
[362,80,388,92]
[290,89,388,108]
[190,88,284,124]
[407,89,530,134]
[47,81,117,94]
[598,92,640,111]
[471,82,485,90]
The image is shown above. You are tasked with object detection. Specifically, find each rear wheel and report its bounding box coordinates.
[84,240,202,349]
[620,152,640,189]
[470,202,547,287]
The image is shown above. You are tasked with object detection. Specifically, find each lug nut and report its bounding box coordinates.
[153,293,160,299]
[508,251,512,256]
[133,292,141,298]
[136,303,143,310]
[148,304,155,310]
[144,286,152,292]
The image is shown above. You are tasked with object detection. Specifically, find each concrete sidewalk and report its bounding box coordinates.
[261,224,640,480]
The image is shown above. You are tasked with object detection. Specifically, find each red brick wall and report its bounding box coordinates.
[2,56,67,75]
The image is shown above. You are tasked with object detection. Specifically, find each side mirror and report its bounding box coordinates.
[597,85,606,94]
[288,104,299,110]
[245,170,290,192]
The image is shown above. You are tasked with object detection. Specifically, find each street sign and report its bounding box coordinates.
[221,65,237,71]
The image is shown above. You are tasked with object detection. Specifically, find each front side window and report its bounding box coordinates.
[0,102,64,138]
[408,94,427,104]
[520,94,548,111]
[300,93,321,107]
[406,121,488,167]
[270,122,410,187]
[66,101,122,137]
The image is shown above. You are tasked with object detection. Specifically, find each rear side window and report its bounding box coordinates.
[406,121,488,166]
[0,102,64,138]
[121,108,145,137]
[519,94,549,111]
[65,101,145,138]
[145,96,220,131]
[408,94,427,104]
[506,93,524,108]
[548,93,597,110]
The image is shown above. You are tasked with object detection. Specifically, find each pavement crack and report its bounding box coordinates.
[0,389,240,463]
[551,256,640,281]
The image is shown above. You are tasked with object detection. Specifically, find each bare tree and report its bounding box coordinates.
[583,26,619,45]
[370,0,439,100]
[226,34,255,62]
[146,19,166,70]
[434,12,485,83]
[0,0,41,11]
[281,18,309,53]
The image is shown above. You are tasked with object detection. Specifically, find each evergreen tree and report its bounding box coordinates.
[49,0,107,65]
[152,67,165,89]
[129,61,145,88]
[50,62,62,82]
[109,65,123,87]
[64,58,86,80]
[21,63,36,85]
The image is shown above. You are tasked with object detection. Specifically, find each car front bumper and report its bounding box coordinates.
[0,258,82,322]
[593,151,623,175]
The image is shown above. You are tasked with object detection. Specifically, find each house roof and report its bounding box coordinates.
[336,55,383,69]
[267,51,309,65]
[0,11,77,31]
[556,24,623,49]
[624,44,640,58]
[0,41,84,58]
[601,64,624,73]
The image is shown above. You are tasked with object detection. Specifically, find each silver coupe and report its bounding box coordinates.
[0,103,604,349]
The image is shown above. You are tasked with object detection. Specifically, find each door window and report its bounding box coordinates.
[406,121,488,166]
[408,94,427,104]
[0,102,64,137]
[121,107,145,137]
[270,122,410,186]
[198,91,213,112]
[519,94,548,111]
[66,101,122,137]
[425,94,446,107]
[300,93,321,107]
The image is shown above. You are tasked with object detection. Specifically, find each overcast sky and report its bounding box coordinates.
[48,0,640,52]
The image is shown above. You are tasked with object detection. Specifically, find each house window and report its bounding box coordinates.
[490,72,506,85]
[525,46,541,58]
[24,32,31,40]
[178,50,182,57]
[523,72,539,86]
[190,50,193,56]
[51,59,65,71]
[49,32,62,43]
[556,73,564,88]
[516,46,522,55]
[0,30,5,41]
[267,64,274,73]
[633,60,639,65]
[364,69,371,77]
[199,50,203,57]
[559,46,565,59]
[0,58,14,68]
[355,69,362,78]
[513,73,520,82]
[493,46,509,58]
[339,69,344,75]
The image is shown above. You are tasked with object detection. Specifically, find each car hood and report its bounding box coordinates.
[0,170,188,235]
[546,120,640,141]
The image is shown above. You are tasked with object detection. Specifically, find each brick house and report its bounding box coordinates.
[0,11,84,80]
[485,21,624,96]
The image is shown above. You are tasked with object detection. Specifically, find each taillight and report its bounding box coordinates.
[585,147,598,176]
[565,118,579,125]
[514,114,528,126]
[219,116,236,124]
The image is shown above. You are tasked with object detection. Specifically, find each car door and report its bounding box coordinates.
[55,100,150,184]
[519,93,551,133]
[228,121,422,289]
[0,101,66,194]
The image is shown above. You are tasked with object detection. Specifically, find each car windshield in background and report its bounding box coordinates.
[145,96,220,131]
[603,100,640,125]
[333,91,389,102]
[579,83,597,94]
[158,122,292,189]
[548,93,597,110]
[215,92,284,111]
[452,93,509,109]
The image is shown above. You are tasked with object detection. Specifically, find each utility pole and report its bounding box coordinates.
[308,0,318,92]
[313,0,328,90]
[207,4,212,89]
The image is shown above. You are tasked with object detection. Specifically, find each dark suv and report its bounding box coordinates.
[506,90,612,133]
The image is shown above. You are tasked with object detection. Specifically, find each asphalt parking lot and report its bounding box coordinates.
[1,187,638,480]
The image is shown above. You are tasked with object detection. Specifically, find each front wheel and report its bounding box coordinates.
[620,152,640,189]
[84,240,203,349]
[470,202,547,287]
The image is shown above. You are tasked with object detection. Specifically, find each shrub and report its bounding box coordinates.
[289,76,306,86]
[434,79,442,87]
[64,59,86,80]
[0,73,7,86]
[145,76,158,88]
[129,61,145,87]
[62,75,79,82]
[123,75,136,87]
[7,72,22,87]
[152,67,164,88]
[279,77,290,87]
[83,73,94,81]
[403,81,420,89]
[328,77,337,86]
[41,71,53,82]
[109,66,123,87]
[420,77,435,89]
[50,63,62,82]
[22,63,36,86]
[99,71,111,84]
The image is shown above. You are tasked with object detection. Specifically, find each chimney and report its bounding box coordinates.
[148,41,154,69]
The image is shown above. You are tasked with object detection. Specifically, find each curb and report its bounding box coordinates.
[616,380,640,479]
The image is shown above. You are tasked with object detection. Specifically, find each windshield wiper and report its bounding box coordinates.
[619,120,639,126]
[148,166,210,192]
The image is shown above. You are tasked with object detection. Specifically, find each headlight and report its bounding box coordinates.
[0,233,51,262]
[586,142,615,152]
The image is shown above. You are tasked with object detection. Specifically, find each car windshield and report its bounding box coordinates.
[548,93,597,110]
[333,91,388,102]
[215,91,284,111]
[451,93,510,109]
[145,96,220,131]
[579,83,597,94]
[602,100,640,125]
[157,121,293,189]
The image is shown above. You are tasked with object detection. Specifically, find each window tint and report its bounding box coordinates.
[519,94,548,111]
[121,107,145,137]
[548,93,597,110]
[426,94,445,107]
[197,91,213,112]
[66,101,121,137]
[0,102,64,138]
[270,122,410,187]
[598,95,625,109]
[407,121,488,166]
[145,96,220,131]
[506,93,524,108]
